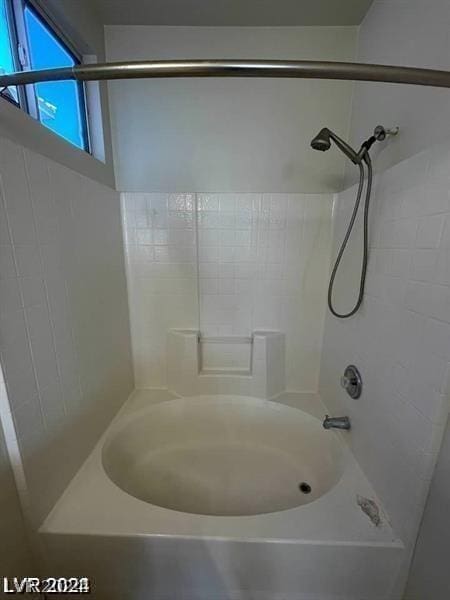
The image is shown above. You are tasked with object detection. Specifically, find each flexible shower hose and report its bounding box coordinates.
[327,152,373,319]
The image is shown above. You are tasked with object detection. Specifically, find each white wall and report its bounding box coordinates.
[0,0,115,187]
[346,0,450,184]
[106,26,357,193]
[0,134,133,527]
[404,418,450,600]
[122,192,332,391]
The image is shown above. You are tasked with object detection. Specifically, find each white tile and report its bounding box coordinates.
[12,395,44,442]
[28,342,59,392]
[136,229,153,245]
[14,245,42,277]
[405,281,432,314]
[380,218,418,249]
[218,278,235,294]
[0,141,36,245]
[148,194,168,212]
[200,278,218,294]
[26,305,52,343]
[0,193,11,242]
[410,250,438,282]
[0,309,28,350]
[381,275,407,306]
[0,325,34,383]
[134,210,148,228]
[19,277,47,308]
[39,382,65,429]
[438,214,450,248]
[39,244,63,279]
[429,284,450,323]
[415,215,444,248]
[434,248,450,285]
[0,244,16,279]
[154,246,169,262]
[197,193,219,211]
[423,183,450,216]
[3,364,37,410]
[167,195,182,212]
[0,278,22,315]
[45,276,69,323]
[24,150,59,244]
[422,317,450,360]
[406,380,445,424]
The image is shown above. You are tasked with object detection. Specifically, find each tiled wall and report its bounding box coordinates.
[122,192,333,391]
[405,417,450,599]
[122,193,198,388]
[320,140,450,549]
[0,418,33,575]
[0,135,133,527]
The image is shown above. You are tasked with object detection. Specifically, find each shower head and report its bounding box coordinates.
[311,128,332,152]
[311,124,399,166]
[310,127,360,164]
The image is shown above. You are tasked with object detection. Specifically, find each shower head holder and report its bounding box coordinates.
[373,125,400,141]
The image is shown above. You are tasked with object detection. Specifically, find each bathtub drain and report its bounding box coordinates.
[298,482,312,494]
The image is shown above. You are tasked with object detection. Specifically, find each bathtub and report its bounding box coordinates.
[40,390,403,600]
[102,396,344,516]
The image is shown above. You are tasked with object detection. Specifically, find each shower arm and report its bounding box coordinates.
[327,130,361,164]
[1,59,450,88]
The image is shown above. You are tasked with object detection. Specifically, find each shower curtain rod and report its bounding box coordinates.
[1,59,450,88]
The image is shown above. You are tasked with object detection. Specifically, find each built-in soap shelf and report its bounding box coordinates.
[167,329,285,398]
[199,335,253,344]
[198,334,253,376]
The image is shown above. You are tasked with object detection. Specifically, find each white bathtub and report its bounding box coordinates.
[41,390,404,600]
[102,396,344,516]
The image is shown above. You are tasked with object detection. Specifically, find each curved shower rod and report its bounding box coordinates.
[1,59,450,88]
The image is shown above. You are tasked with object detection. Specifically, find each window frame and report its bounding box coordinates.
[0,0,27,108]
[1,0,92,154]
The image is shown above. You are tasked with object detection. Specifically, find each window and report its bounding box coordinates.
[0,0,90,152]
[0,0,19,104]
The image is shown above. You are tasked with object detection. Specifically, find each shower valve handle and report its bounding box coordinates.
[341,374,356,389]
[340,365,362,399]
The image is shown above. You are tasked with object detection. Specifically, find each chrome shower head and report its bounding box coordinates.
[311,128,332,152]
[310,127,360,164]
[311,124,400,166]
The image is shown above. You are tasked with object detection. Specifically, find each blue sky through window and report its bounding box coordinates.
[0,0,19,102]
[24,5,88,150]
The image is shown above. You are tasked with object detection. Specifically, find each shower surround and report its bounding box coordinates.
[40,188,405,600]
[122,192,333,392]
[4,137,449,600]
[320,140,450,592]
[0,134,133,529]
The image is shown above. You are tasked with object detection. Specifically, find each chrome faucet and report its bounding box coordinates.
[323,415,351,430]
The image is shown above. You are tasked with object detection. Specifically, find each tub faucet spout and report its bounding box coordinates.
[323,415,351,430]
